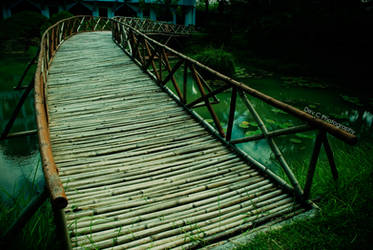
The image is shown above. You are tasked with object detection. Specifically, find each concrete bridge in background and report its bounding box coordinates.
[1,0,196,26]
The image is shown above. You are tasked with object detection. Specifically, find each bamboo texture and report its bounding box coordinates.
[44,32,309,248]
[33,15,357,248]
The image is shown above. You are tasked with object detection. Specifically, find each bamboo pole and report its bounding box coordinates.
[190,64,225,137]
[161,59,184,86]
[1,79,34,140]
[238,91,303,198]
[226,87,237,141]
[186,85,230,109]
[69,184,274,238]
[111,19,356,144]
[231,124,313,144]
[196,70,220,104]
[14,48,39,89]
[161,48,183,102]
[323,135,339,180]
[73,189,284,248]
[183,61,188,104]
[303,130,325,199]
[95,193,293,249]
[143,40,160,80]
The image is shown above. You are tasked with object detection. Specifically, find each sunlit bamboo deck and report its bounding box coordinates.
[46,32,308,249]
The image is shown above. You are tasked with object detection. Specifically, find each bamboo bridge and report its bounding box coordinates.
[32,16,356,249]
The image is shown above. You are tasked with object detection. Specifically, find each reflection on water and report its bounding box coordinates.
[0,91,43,205]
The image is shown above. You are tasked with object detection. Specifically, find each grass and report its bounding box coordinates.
[0,159,60,249]
[0,199,61,250]
[0,173,62,250]
[235,141,373,249]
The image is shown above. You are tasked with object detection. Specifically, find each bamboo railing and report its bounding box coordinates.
[35,15,357,208]
[111,18,357,201]
[34,16,112,209]
[112,16,195,35]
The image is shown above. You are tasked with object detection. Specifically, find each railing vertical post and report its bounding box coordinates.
[323,135,339,180]
[53,208,72,250]
[191,64,225,137]
[238,90,304,198]
[14,49,39,90]
[161,48,183,102]
[1,79,34,140]
[303,130,326,199]
[183,61,188,104]
[226,87,237,141]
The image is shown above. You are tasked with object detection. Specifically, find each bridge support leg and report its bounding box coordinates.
[92,7,99,17]
[108,7,114,18]
[150,8,157,21]
[171,8,177,24]
[2,7,11,19]
[53,208,72,250]
[184,7,196,26]
[41,6,50,18]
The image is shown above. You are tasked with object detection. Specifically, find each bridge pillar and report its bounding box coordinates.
[41,6,50,18]
[184,6,196,26]
[171,8,177,24]
[149,8,156,21]
[2,7,11,19]
[92,7,99,17]
[107,7,114,18]
[137,9,143,19]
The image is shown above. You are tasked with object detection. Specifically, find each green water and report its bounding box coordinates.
[0,90,43,205]
[170,70,373,174]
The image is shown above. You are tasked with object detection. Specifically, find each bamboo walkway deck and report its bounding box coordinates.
[47,32,308,249]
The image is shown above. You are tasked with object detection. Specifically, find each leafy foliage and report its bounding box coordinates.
[40,11,73,34]
[0,11,47,53]
[192,47,235,78]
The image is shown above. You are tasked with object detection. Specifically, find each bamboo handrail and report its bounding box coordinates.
[111,18,357,200]
[35,16,112,209]
[112,16,195,35]
[111,19,357,145]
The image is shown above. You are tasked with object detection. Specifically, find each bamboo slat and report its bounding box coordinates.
[44,32,312,249]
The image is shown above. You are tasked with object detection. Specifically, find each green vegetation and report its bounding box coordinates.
[40,11,74,33]
[236,142,373,249]
[0,46,38,91]
[191,47,235,78]
[0,11,46,53]
[0,198,60,250]
[0,163,61,249]
[194,0,372,100]
[0,11,74,91]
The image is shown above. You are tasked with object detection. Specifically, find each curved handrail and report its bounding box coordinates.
[111,18,357,200]
[34,15,112,209]
[112,16,195,35]
[111,19,357,145]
